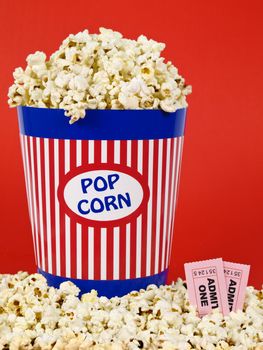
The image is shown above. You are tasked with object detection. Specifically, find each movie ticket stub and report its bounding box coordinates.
[184,258,229,316]
[224,261,250,312]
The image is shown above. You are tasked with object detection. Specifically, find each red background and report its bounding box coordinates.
[0,1,262,288]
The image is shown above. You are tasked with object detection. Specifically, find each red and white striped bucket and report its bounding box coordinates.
[18,107,186,296]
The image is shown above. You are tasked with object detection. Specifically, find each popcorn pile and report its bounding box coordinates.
[0,272,262,350]
[8,28,191,123]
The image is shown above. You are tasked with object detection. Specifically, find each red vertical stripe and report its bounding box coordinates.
[93,141,101,280]
[141,140,149,277]
[150,140,159,276]
[81,141,89,280]
[36,137,45,271]
[39,138,49,272]
[119,140,128,279]
[70,140,77,279]
[82,140,88,165]
[120,140,127,166]
[106,141,115,280]
[48,139,57,276]
[158,139,167,273]
[32,137,42,269]
[164,138,175,268]
[130,140,138,279]
[58,139,66,277]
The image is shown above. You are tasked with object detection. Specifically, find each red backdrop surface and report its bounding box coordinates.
[0,0,262,288]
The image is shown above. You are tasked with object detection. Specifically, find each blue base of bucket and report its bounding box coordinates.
[38,268,168,298]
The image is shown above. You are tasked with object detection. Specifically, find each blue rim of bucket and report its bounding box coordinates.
[18,106,186,140]
[38,268,168,297]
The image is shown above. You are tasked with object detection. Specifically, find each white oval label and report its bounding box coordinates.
[58,164,149,226]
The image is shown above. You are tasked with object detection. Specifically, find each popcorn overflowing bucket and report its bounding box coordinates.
[17,106,186,297]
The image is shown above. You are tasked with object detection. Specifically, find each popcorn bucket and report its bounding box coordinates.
[17,106,186,297]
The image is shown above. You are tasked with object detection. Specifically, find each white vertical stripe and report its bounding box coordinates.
[65,214,71,277]
[136,140,143,278]
[23,136,37,265]
[76,223,82,279]
[138,140,143,174]
[127,140,131,167]
[114,140,120,164]
[64,140,70,277]
[76,140,82,167]
[44,138,52,274]
[113,141,120,280]
[30,137,40,268]
[166,138,177,268]
[154,139,163,274]
[36,138,45,270]
[54,139,61,275]
[89,140,94,163]
[136,215,142,278]
[126,142,131,279]
[76,140,82,278]
[20,136,31,229]
[101,140,107,163]
[101,228,107,280]
[113,227,120,279]
[146,139,154,276]
[168,137,183,263]
[64,140,70,173]
[88,142,94,280]
[88,227,94,279]
[125,223,131,279]
[161,138,171,270]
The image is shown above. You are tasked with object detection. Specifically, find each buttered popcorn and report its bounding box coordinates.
[0,272,263,349]
[8,28,191,123]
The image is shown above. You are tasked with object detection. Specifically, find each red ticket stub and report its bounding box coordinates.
[224,261,250,312]
[184,258,229,316]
